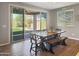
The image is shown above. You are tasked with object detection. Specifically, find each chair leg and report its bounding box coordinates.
[35,44,38,56]
[30,43,33,53]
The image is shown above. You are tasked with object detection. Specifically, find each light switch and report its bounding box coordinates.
[2,25,6,28]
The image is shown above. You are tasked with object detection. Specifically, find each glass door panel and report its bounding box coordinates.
[24,14,34,31]
[11,7,24,42]
[36,14,40,30]
[40,13,47,30]
[24,12,34,39]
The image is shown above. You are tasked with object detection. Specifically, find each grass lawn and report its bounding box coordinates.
[12,27,22,32]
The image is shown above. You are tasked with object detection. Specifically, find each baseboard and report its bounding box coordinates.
[68,37,79,40]
[0,43,10,46]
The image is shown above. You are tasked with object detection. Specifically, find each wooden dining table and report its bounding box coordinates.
[40,31,67,54]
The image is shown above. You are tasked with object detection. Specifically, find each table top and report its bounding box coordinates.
[46,39,60,44]
[40,31,65,44]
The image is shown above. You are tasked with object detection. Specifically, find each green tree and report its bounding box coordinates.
[24,19,32,28]
[15,15,22,27]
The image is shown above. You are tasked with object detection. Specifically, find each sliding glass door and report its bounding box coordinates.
[11,7,24,42]
[11,6,47,42]
[24,12,34,31]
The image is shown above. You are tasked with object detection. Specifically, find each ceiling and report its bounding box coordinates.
[24,2,78,10]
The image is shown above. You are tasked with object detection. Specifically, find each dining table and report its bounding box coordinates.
[38,31,67,54]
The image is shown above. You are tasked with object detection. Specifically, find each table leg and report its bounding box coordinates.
[61,37,67,46]
[49,44,55,54]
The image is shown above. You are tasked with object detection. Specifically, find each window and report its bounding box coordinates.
[24,12,47,31]
[11,7,24,41]
[36,13,47,30]
[40,13,47,30]
[36,14,40,30]
[12,14,23,32]
[24,14,34,31]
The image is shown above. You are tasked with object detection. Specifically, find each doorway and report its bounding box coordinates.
[11,7,24,42]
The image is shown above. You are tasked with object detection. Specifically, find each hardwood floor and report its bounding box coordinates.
[0,39,79,56]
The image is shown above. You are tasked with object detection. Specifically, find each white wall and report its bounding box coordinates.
[0,3,10,46]
[49,4,79,40]
[48,10,57,31]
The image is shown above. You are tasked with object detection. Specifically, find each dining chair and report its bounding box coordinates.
[30,33,42,56]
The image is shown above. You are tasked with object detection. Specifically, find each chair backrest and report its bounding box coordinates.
[30,33,41,44]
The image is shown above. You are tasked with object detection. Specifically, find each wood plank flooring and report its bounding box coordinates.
[0,39,79,56]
